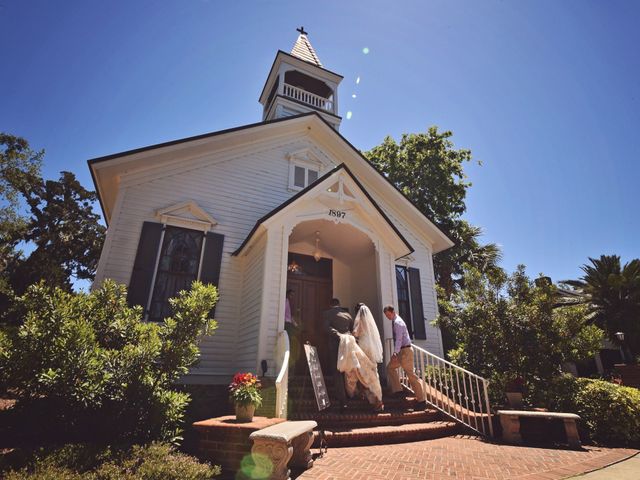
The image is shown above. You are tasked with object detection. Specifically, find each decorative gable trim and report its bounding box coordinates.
[155,201,218,232]
[396,255,415,266]
[233,163,414,258]
[285,147,328,167]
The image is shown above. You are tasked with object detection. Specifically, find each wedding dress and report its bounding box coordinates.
[336,305,384,403]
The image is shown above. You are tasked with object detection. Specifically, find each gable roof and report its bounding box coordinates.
[290,33,323,67]
[88,111,454,253]
[88,113,316,223]
[232,163,414,258]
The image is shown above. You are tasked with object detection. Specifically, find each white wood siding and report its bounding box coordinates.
[236,233,266,372]
[93,138,325,377]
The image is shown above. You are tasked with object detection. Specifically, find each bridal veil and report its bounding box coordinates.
[354,304,384,363]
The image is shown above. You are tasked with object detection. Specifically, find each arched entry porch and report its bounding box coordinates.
[285,218,380,371]
[233,164,415,377]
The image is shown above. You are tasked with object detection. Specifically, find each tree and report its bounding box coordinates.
[0,280,219,444]
[564,255,640,359]
[0,133,106,318]
[433,221,503,296]
[364,127,501,299]
[437,265,604,403]
[10,171,106,295]
[0,134,43,295]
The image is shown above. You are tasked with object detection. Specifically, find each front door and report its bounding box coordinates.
[286,253,333,372]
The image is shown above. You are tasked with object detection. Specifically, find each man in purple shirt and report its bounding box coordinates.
[384,305,426,409]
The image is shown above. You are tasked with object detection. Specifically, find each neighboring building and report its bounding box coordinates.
[89,31,453,384]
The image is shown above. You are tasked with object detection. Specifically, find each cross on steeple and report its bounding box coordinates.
[296,26,308,35]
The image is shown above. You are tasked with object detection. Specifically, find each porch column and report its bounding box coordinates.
[257,224,290,376]
[375,243,397,366]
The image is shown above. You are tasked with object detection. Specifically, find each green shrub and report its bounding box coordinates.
[438,266,604,405]
[0,326,12,391]
[3,443,221,479]
[547,374,640,445]
[0,280,218,444]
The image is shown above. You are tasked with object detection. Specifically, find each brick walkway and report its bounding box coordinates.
[297,435,638,480]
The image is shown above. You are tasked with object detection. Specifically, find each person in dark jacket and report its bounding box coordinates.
[323,298,353,409]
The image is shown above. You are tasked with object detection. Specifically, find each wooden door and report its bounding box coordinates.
[286,254,333,372]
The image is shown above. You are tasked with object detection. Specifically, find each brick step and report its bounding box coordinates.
[313,420,460,448]
[289,395,418,413]
[290,408,440,428]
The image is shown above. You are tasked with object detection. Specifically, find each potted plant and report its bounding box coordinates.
[505,376,525,409]
[229,372,262,422]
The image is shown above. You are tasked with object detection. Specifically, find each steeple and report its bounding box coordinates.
[290,27,323,67]
[258,29,343,130]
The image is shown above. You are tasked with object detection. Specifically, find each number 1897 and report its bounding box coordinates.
[328,209,346,219]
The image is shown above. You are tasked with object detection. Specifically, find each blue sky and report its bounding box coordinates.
[1,0,638,283]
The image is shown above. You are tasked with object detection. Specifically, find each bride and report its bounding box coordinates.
[337,303,384,412]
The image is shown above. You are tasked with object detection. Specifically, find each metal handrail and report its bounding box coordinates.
[385,339,493,437]
[275,330,290,419]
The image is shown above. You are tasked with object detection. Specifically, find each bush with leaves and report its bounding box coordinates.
[2,442,221,480]
[437,265,604,404]
[545,374,640,445]
[0,280,218,445]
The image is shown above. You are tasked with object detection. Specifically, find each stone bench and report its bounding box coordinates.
[497,410,581,448]
[249,420,317,480]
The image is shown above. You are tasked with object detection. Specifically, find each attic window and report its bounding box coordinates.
[287,148,324,191]
[291,164,319,190]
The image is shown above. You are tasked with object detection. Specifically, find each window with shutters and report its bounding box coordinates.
[128,217,224,322]
[148,226,205,321]
[395,265,426,340]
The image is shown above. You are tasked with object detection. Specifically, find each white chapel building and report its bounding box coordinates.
[89,32,453,384]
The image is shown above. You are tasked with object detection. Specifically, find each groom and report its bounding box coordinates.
[323,298,353,410]
[385,304,427,410]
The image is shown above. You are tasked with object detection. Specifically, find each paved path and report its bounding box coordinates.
[297,435,638,480]
[569,452,639,479]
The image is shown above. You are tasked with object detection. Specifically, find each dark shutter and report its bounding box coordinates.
[395,266,413,338]
[200,231,225,287]
[408,267,426,340]
[127,221,163,310]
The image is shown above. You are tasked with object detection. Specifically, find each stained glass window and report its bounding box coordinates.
[148,226,204,321]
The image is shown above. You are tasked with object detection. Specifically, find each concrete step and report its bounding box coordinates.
[313,420,460,448]
[291,407,440,428]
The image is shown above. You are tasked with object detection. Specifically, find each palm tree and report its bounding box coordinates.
[563,255,640,360]
[434,221,503,299]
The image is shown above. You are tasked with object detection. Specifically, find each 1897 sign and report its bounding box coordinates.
[328,209,346,219]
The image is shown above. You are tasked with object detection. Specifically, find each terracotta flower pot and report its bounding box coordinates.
[235,403,256,422]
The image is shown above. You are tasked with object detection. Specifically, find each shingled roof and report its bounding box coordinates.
[291,33,323,67]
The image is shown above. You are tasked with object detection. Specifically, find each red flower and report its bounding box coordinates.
[229,372,261,392]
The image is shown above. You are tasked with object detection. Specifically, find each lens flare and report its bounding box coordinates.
[352,94,357,98]
[240,452,273,478]
[356,76,361,84]
[346,111,353,120]
[362,47,370,54]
